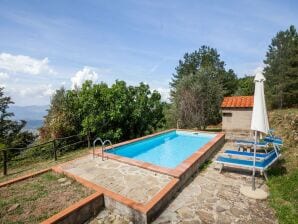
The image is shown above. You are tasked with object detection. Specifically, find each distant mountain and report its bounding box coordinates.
[9,105,48,132]
[9,105,48,120]
[25,120,44,129]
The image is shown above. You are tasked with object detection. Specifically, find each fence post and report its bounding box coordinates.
[3,150,7,176]
[87,132,91,148]
[52,140,57,161]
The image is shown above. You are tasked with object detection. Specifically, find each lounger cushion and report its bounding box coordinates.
[235,140,267,146]
[216,150,278,170]
[264,136,283,145]
[224,150,268,158]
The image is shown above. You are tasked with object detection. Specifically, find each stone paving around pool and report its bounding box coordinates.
[153,142,277,224]
[60,154,173,204]
[88,142,277,224]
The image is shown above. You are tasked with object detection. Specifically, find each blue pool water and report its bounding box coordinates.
[107,131,215,168]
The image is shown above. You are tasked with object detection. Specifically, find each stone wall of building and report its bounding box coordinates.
[222,108,252,131]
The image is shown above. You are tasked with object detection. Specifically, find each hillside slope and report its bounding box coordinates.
[268,108,298,224]
[269,108,298,171]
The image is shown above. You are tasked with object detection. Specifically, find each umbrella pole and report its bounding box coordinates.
[252,130,257,191]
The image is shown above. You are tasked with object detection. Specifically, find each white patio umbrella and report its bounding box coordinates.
[250,72,269,190]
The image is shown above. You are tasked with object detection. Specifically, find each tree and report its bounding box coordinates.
[169,46,232,129]
[40,87,79,140]
[235,75,254,96]
[263,25,298,108]
[163,103,177,129]
[0,87,35,155]
[170,45,237,98]
[40,80,165,144]
[222,69,238,96]
[175,68,223,129]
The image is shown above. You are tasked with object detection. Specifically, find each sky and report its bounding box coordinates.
[0,0,297,106]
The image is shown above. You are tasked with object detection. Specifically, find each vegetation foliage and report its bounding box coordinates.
[40,81,165,143]
[235,75,254,96]
[264,25,298,109]
[267,108,298,224]
[0,87,36,157]
[169,45,237,129]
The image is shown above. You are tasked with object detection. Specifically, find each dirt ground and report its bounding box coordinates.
[0,171,94,224]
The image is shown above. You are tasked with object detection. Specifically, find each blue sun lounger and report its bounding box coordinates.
[223,149,269,159]
[264,136,283,146]
[235,140,269,152]
[216,150,280,180]
[224,141,282,157]
[235,135,283,152]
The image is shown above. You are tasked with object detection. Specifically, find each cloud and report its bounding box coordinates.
[4,84,55,105]
[0,53,55,75]
[0,72,9,81]
[71,67,99,89]
[154,87,170,102]
[13,84,55,98]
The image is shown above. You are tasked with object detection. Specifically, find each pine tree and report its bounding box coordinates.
[264,25,298,108]
[170,46,237,98]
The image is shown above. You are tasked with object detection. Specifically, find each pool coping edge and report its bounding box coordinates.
[94,129,225,178]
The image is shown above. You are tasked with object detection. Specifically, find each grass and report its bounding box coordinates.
[199,160,212,171]
[0,171,94,224]
[267,108,298,224]
[0,146,91,183]
[268,168,298,224]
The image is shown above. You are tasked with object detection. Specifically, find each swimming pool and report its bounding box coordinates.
[107,130,216,168]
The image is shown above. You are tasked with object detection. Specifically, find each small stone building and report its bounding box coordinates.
[221,96,254,139]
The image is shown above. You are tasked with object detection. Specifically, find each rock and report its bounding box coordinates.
[113,216,129,224]
[217,214,232,224]
[8,203,20,212]
[96,209,110,219]
[182,220,201,224]
[217,200,230,210]
[176,207,193,219]
[89,219,98,224]
[155,221,171,224]
[216,206,226,212]
[107,214,116,222]
[204,203,213,211]
[206,198,217,203]
[196,210,214,223]
[61,180,72,186]
[58,177,67,183]
[230,207,243,217]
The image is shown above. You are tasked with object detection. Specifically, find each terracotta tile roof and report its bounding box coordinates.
[221,96,254,108]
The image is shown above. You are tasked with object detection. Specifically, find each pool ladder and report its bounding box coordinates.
[93,137,114,161]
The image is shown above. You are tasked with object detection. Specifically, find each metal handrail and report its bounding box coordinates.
[1,134,88,176]
[0,134,83,153]
[103,140,113,160]
[1,140,53,152]
[55,134,82,140]
[93,137,104,159]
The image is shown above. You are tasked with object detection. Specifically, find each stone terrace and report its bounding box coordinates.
[88,142,277,224]
[153,142,277,224]
[60,154,173,204]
